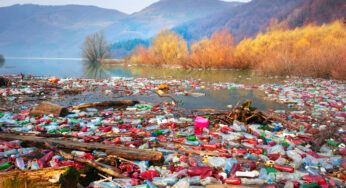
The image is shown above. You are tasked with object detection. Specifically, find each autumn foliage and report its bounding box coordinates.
[128,20,346,79]
[128,29,188,67]
[188,30,233,69]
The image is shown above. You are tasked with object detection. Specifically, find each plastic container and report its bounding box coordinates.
[194,116,208,135]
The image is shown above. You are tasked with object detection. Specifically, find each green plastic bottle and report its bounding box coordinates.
[0,161,12,170]
[299,182,320,188]
[187,136,197,141]
[153,130,163,135]
[262,166,279,174]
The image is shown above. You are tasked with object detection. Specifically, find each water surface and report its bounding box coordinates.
[1,58,289,111]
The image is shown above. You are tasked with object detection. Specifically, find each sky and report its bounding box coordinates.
[0,0,251,14]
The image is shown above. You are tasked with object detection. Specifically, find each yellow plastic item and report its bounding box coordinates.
[49,78,59,83]
[157,84,169,91]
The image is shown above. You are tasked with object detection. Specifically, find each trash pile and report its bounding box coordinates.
[0,75,345,188]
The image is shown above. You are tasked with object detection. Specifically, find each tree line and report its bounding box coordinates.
[127,20,346,79]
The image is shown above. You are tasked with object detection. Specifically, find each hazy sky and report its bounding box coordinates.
[0,0,251,14]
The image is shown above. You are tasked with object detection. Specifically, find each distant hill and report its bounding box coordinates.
[104,0,242,42]
[285,0,346,27]
[174,0,346,43]
[0,1,242,58]
[0,4,127,57]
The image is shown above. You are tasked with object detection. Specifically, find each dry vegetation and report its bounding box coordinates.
[127,20,346,79]
[81,31,111,62]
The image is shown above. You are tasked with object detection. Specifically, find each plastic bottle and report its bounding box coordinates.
[200,177,218,186]
[172,178,189,188]
[194,116,208,135]
[223,178,241,185]
[30,160,40,170]
[15,157,25,170]
[152,177,177,187]
[187,166,211,177]
[140,170,160,180]
[0,161,12,170]
[225,158,238,173]
[235,170,259,178]
[229,163,241,177]
[207,157,226,168]
[144,180,157,188]
[287,150,302,169]
[0,149,18,157]
[38,151,54,168]
[241,178,265,185]
[284,181,295,188]
[302,175,326,185]
[299,182,320,188]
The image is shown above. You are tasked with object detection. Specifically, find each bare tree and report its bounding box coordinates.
[81,31,111,62]
[0,54,4,63]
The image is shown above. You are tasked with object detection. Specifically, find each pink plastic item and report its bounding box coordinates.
[194,116,208,135]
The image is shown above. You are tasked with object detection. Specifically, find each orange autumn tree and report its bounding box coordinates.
[149,29,189,66]
[189,30,234,69]
[128,45,152,65]
[235,20,346,79]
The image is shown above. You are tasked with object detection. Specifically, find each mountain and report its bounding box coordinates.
[285,0,346,27]
[0,4,127,58]
[0,1,243,58]
[174,0,346,43]
[104,0,242,42]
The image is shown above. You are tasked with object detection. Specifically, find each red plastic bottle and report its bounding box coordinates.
[223,178,241,185]
[187,166,211,177]
[232,149,248,155]
[38,151,54,168]
[229,163,241,178]
[302,175,326,185]
[249,148,263,154]
[273,164,294,173]
[202,144,218,150]
[139,170,159,180]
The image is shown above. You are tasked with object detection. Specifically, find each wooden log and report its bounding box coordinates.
[311,126,338,152]
[30,102,68,117]
[206,185,262,188]
[74,100,139,110]
[0,166,78,188]
[0,133,163,164]
[0,77,10,87]
[45,142,126,178]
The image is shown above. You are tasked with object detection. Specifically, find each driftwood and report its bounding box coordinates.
[0,133,163,164]
[206,185,262,188]
[0,166,78,188]
[0,77,10,87]
[74,100,139,110]
[45,142,126,178]
[310,126,338,151]
[30,102,68,117]
[261,111,299,130]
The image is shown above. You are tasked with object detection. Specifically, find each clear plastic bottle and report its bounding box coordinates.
[287,150,302,169]
[283,181,294,188]
[172,178,189,188]
[236,170,260,178]
[207,157,226,168]
[240,178,265,185]
[15,157,25,170]
[225,158,238,173]
[152,177,177,187]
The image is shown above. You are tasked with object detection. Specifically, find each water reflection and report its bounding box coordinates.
[0,57,5,68]
[82,60,111,79]
[123,65,286,85]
